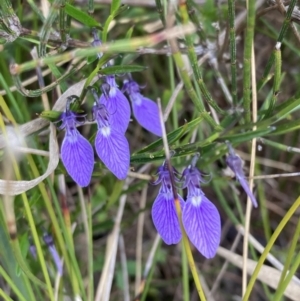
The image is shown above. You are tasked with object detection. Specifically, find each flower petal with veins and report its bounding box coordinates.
[152,192,184,245]
[95,127,130,180]
[131,94,162,136]
[182,194,221,259]
[100,88,130,133]
[61,129,94,187]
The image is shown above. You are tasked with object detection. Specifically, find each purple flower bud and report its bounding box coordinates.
[43,233,63,276]
[182,163,221,259]
[58,103,94,187]
[91,29,102,59]
[99,76,131,133]
[93,102,130,180]
[29,240,37,260]
[123,79,162,136]
[226,143,258,208]
[151,163,184,244]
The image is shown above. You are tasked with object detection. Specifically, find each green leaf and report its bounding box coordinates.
[267,119,300,136]
[65,3,102,29]
[110,0,121,14]
[136,116,204,154]
[40,110,62,121]
[102,5,129,42]
[99,65,147,75]
[222,127,276,144]
[125,26,134,39]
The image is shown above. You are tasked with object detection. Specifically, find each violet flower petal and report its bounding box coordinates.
[151,192,184,245]
[61,129,94,187]
[182,194,221,259]
[236,175,258,208]
[100,89,130,133]
[131,94,162,136]
[226,149,258,208]
[95,127,130,180]
[49,245,63,276]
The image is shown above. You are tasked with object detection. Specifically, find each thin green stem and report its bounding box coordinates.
[181,245,190,301]
[12,25,196,74]
[87,198,93,301]
[0,73,25,122]
[11,58,84,97]
[186,0,207,42]
[0,288,14,301]
[155,0,165,26]
[273,218,300,300]
[242,0,256,123]
[228,0,237,105]
[0,265,28,301]
[261,138,300,154]
[32,155,86,300]
[88,0,94,14]
[179,2,225,115]
[257,0,297,91]
[264,48,281,117]
[172,51,221,130]
[59,0,66,48]
[26,0,45,21]
[242,195,300,301]
[174,198,207,301]
[273,249,300,301]
[38,0,61,57]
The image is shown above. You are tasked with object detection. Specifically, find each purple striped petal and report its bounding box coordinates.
[95,127,130,180]
[131,94,162,136]
[182,195,221,258]
[100,89,130,133]
[151,192,184,245]
[61,130,94,187]
[237,175,258,208]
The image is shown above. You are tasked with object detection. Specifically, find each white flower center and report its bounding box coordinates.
[132,93,142,106]
[109,87,117,97]
[191,195,202,207]
[101,126,111,137]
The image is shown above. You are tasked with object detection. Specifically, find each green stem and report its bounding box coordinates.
[273,249,300,301]
[38,0,61,57]
[181,245,190,301]
[172,51,221,130]
[179,2,225,115]
[273,218,300,300]
[0,288,14,301]
[59,0,66,48]
[174,198,207,301]
[264,48,281,117]
[242,195,300,301]
[88,0,94,14]
[0,265,29,301]
[257,0,297,91]
[242,0,256,123]
[228,0,237,105]
[261,138,300,154]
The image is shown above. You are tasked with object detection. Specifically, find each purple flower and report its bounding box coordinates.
[93,102,130,180]
[58,101,94,187]
[123,79,162,136]
[43,233,63,276]
[99,76,131,133]
[182,164,221,259]
[226,143,258,208]
[29,239,37,260]
[151,163,184,244]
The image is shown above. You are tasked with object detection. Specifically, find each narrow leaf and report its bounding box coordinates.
[99,65,147,75]
[65,3,102,29]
